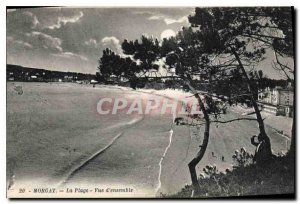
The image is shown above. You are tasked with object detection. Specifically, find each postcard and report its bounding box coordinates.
[6,6,295,198]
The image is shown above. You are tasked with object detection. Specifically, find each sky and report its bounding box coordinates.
[6,7,193,74]
[6,7,293,79]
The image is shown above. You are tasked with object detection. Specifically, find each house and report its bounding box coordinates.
[64,75,74,82]
[90,79,98,84]
[257,85,294,117]
[105,75,119,84]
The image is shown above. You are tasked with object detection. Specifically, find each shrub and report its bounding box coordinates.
[232,147,254,168]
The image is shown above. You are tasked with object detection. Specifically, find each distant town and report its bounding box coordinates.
[7,64,96,84]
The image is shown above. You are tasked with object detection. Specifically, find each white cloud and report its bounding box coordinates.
[164,16,188,25]
[27,31,63,52]
[7,36,33,49]
[7,9,16,13]
[51,52,88,61]
[84,38,101,48]
[148,14,188,25]
[47,11,84,30]
[101,36,123,54]
[132,11,155,15]
[14,40,33,48]
[23,11,40,28]
[7,11,39,29]
[148,15,162,20]
[25,31,88,62]
[161,29,176,40]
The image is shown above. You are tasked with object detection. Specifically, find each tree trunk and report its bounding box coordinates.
[184,74,210,195]
[231,48,273,159]
[289,117,295,158]
[288,88,295,162]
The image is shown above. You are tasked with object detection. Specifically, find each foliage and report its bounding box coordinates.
[162,154,294,198]
[122,35,160,71]
[98,48,140,79]
[232,147,254,168]
[263,7,294,57]
[203,165,219,177]
[96,7,295,195]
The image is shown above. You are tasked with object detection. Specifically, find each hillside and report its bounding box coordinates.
[164,154,295,198]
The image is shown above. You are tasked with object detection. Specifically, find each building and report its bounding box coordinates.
[7,64,95,83]
[257,85,294,117]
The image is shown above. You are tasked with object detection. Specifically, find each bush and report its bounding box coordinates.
[232,147,254,168]
[163,150,294,198]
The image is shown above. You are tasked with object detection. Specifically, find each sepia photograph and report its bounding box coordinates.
[6,6,295,198]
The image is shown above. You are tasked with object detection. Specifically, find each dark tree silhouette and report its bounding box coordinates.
[189,7,274,162]
[98,48,141,88]
[97,7,294,196]
[251,7,295,161]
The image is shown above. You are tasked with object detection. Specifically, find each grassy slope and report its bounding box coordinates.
[164,155,295,198]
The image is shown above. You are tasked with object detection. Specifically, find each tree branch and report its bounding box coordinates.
[211,117,258,124]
